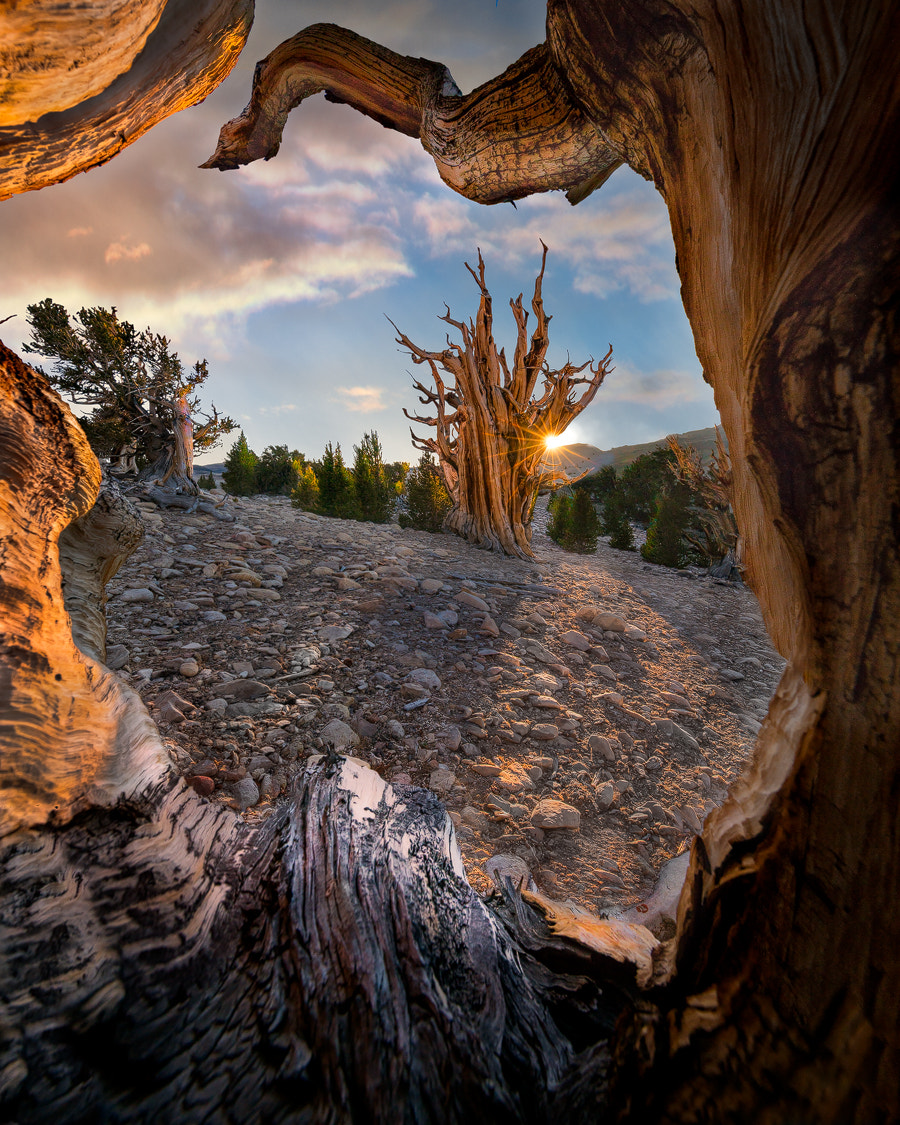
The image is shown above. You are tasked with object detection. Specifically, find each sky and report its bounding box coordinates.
[0,0,719,465]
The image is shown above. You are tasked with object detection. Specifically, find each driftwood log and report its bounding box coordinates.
[1,0,899,1121]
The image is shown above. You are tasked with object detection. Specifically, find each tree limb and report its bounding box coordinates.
[204,24,623,205]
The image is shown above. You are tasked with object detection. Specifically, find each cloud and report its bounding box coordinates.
[67,226,93,238]
[258,403,297,415]
[603,363,707,408]
[104,240,152,264]
[334,386,387,412]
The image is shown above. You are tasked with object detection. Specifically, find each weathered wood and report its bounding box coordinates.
[396,246,612,558]
[140,484,236,521]
[0,0,254,200]
[207,3,900,1119]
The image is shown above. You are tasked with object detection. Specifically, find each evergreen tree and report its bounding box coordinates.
[254,444,302,494]
[619,447,678,522]
[546,492,574,546]
[641,484,692,567]
[317,442,357,519]
[352,430,395,523]
[601,488,635,550]
[399,453,451,531]
[222,431,258,496]
[291,464,321,511]
[568,488,601,552]
[196,472,216,490]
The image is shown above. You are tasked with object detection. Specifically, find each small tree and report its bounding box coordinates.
[546,493,574,546]
[600,486,636,550]
[255,444,302,495]
[619,447,678,523]
[399,453,452,531]
[667,430,740,572]
[222,432,258,496]
[641,484,693,567]
[568,489,601,552]
[352,431,395,523]
[317,442,358,519]
[196,472,216,490]
[23,299,234,493]
[397,245,613,558]
[291,464,321,511]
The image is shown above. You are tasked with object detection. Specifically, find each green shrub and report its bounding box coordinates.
[546,492,574,546]
[568,488,601,552]
[291,464,321,511]
[222,432,258,496]
[196,472,216,490]
[398,453,451,531]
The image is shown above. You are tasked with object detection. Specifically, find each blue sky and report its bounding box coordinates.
[0,0,719,464]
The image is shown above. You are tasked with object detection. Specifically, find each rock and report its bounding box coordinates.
[471,763,501,777]
[485,854,532,890]
[386,719,405,738]
[154,690,196,724]
[438,726,462,751]
[460,806,491,831]
[407,668,441,691]
[588,733,616,761]
[320,719,359,750]
[679,804,703,833]
[496,766,532,793]
[259,774,280,800]
[233,777,260,809]
[531,695,563,710]
[458,590,490,612]
[190,775,215,797]
[222,679,269,701]
[594,781,616,811]
[205,698,228,713]
[479,615,500,637]
[420,578,444,594]
[179,660,200,678]
[559,629,591,651]
[317,624,354,643]
[720,668,746,681]
[401,683,428,701]
[530,799,581,830]
[335,577,360,591]
[105,644,130,670]
[531,723,559,741]
[423,611,449,630]
[120,587,154,602]
[594,613,627,632]
[521,641,560,665]
[428,768,456,796]
[201,610,228,623]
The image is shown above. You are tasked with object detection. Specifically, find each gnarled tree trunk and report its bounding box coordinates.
[204,5,900,1119]
[397,246,612,558]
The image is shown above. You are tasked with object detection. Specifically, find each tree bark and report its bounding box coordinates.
[397,246,612,558]
[205,4,900,1119]
[0,0,254,200]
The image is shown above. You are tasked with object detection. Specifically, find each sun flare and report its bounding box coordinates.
[543,433,568,450]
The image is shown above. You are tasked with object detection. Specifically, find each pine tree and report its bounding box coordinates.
[352,431,394,523]
[222,432,258,496]
[317,442,358,519]
[601,490,635,550]
[641,484,692,567]
[291,464,321,511]
[254,444,302,495]
[546,493,574,546]
[399,453,451,531]
[568,489,601,552]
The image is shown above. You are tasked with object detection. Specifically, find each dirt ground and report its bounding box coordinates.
[105,490,783,924]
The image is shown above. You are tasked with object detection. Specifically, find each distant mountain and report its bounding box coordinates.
[539,427,722,479]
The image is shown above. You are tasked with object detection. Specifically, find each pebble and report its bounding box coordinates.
[485,854,532,890]
[105,644,130,670]
[320,718,359,749]
[530,799,581,830]
[233,777,260,809]
[559,629,591,650]
[428,768,456,796]
[120,588,154,602]
[179,660,200,678]
[530,723,559,741]
[458,590,490,612]
[407,668,441,691]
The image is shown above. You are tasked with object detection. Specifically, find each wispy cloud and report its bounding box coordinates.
[603,363,707,408]
[258,403,298,415]
[67,226,93,238]
[105,240,152,264]
[334,386,387,412]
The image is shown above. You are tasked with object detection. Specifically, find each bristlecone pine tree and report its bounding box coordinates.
[222,431,258,496]
[396,245,612,558]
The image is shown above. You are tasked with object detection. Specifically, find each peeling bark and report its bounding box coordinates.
[0,0,254,199]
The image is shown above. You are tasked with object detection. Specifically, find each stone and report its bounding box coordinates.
[460,806,491,831]
[485,854,532,890]
[120,587,154,602]
[594,613,627,632]
[201,610,228,623]
[428,768,456,796]
[458,590,490,612]
[531,799,581,830]
[190,775,215,797]
[386,719,405,738]
[400,682,429,701]
[588,733,616,761]
[531,723,559,741]
[259,774,279,800]
[496,766,532,793]
[222,679,269,701]
[233,777,260,809]
[439,726,462,751]
[471,763,501,777]
[423,611,449,630]
[720,668,746,681]
[479,615,500,637]
[320,719,359,750]
[420,578,444,594]
[105,644,130,670]
[317,624,354,643]
[179,660,200,678]
[406,667,441,690]
[559,629,591,651]
[521,641,559,665]
[594,781,616,811]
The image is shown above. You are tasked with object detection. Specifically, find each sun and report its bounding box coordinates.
[543,432,568,450]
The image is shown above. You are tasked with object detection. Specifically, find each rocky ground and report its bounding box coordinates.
[104,490,784,930]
